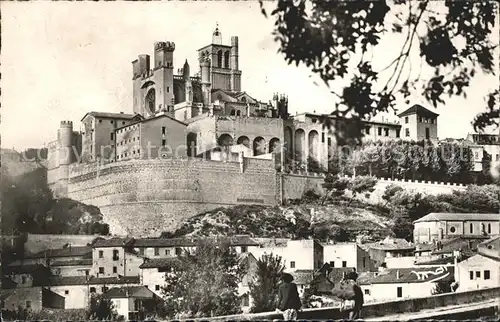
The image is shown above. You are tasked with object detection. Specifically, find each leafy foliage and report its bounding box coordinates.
[162,239,244,319]
[432,281,453,295]
[248,253,286,313]
[259,0,499,139]
[87,294,120,320]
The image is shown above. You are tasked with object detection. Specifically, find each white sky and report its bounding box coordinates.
[1,1,499,150]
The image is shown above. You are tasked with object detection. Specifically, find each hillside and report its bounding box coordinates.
[163,202,393,242]
[1,153,109,236]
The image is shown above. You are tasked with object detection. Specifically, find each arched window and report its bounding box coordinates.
[217,50,223,68]
[230,109,236,116]
[145,89,156,114]
[241,97,247,103]
[224,51,230,68]
[236,110,241,116]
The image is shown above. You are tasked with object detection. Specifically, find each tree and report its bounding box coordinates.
[87,294,119,320]
[347,175,377,203]
[248,253,286,313]
[391,207,414,240]
[381,184,404,206]
[162,239,244,319]
[259,0,499,141]
[432,281,453,295]
[321,173,350,205]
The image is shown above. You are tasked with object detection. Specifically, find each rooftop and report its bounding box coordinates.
[4,264,51,275]
[414,213,500,223]
[359,266,454,285]
[367,236,415,251]
[38,275,140,286]
[50,258,93,267]
[81,111,142,121]
[138,257,183,270]
[397,104,439,118]
[104,286,155,299]
[93,238,135,248]
[26,246,92,259]
[133,235,259,248]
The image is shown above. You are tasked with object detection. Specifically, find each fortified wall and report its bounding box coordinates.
[64,156,278,236]
[281,173,467,203]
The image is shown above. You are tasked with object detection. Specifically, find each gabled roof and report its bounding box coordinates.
[359,266,454,285]
[397,104,439,118]
[27,246,92,259]
[93,238,135,248]
[81,111,142,121]
[139,257,183,270]
[104,286,155,299]
[414,213,500,223]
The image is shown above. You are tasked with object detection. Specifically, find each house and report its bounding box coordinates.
[50,258,92,277]
[365,236,415,268]
[139,257,182,296]
[237,252,259,313]
[251,238,324,271]
[414,236,488,266]
[37,275,140,309]
[323,242,374,272]
[0,287,65,312]
[91,238,145,278]
[457,237,500,292]
[3,264,52,288]
[413,213,500,244]
[103,286,157,321]
[358,266,455,303]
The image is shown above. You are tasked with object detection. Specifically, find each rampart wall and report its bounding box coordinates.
[281,172,467,202]
[65,157,277,236]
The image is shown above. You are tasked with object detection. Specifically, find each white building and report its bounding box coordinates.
[323,242,374,272]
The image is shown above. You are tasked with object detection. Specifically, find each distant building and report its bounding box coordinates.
[103,286,157,321]
[465,133,500,174]
[365,236,415,268]
[0,287,65,312]
[322,242,374,272]
[398,104,439,144]
[413,213,500,244]
[359,266,454,303]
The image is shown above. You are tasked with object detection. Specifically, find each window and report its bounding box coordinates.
[113,266,117,274]
[476,271,481,278]
[165,249,170,256]
[99,119,102,124]
[418,116,423,123]
[322,133,325,143]
[329,261,335,267]
[99,267,104,274]
[396,129,400,138]
[396,287,402,298]
[290,261,296,268]
[113,249,119,261]
[90,287,96,293]
[162,139,166,146]
[167,86,169,93]
[155,285,160,291]
[378,127,382,135]
[470,223,474,234]
[450,226,456,233]
[111,120,114,124]
[85,270,90,276]
[488,223,492,234]
[175,247,182,256]
[405,116,409,124]
[154,248,160,256]
[363,258,366,268]
[405,128,410,137]
[470,271,474,280]
[241,246,248,253]
[484,270,491,280]
[425,127,430,140]
[342,261,347,268]
[122,122,125,125]
[110,133,114,140]
[497,154,499,161]
[384,128,389,136]
[26,301,31,309]
[365,127,370,134]
[162,126,166,135]
[65,290,69,295]
[99,250,104,258]
[364,289,370,295]
[139,248,145,255]
[241,294,250,307]
[328,138,332,146]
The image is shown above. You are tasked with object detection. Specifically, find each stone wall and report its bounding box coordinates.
[65,157,277,236]
[280,173,467,202]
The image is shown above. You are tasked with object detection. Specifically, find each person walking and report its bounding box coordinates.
[277,273,302,320]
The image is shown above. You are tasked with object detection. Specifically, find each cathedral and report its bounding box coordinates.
[47,26,440,198]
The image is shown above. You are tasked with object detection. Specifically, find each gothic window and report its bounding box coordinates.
[224,51,230,68]
[217,50,223,68]
[145,88,156,114]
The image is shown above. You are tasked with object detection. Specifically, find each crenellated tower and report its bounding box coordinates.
[132,41,176,118]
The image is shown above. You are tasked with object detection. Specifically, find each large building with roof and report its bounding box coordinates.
[413,213,500,244]
[46,26,445,236]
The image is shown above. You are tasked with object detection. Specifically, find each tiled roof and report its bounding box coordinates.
[397,104,439,117]
[358,266,455,285]
[27,246,92,259]
[367,236,415,251]
[415,257,455,266]
[104,286,155,299]
[432,236,488,255]
[139,257,183,269]
[51,258,93,267]
[93,238,135,248]
[81,111,141,121]
[39,275,140,286]
[414,213,500,223]
[4,264,50,275]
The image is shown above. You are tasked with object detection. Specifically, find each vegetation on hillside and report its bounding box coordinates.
[1,165,109,236]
